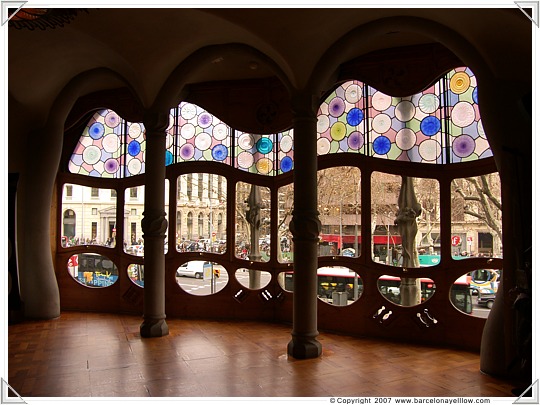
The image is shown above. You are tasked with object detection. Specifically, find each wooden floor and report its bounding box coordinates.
[8,311,520,398]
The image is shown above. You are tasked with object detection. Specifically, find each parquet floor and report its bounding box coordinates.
[8,311,520,399]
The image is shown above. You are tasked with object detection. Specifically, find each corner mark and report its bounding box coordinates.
[1,1,26,26]
[514,380,540,404]
[515,1,540,27]
[0,378,25,404]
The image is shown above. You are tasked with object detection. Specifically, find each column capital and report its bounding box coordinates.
[291,90,319,119]
[143,110,170,133]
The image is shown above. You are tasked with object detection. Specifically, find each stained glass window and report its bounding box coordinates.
[445,67,491,162]
[69,110,146,178]
[317,80,366,155]
[173,102,231,165]
[277,130,294,174]
[317,67,488,164]
[69,67,490,177]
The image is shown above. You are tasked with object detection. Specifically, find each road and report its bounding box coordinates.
[176,265,272,295]
[176,269,494,320]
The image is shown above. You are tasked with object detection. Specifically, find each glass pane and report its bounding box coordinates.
[67,253,118,288]
[451,173,502,259]
[317,266,363,306]
[175,261,227,295]
[124,121,146,177]
[277,267,363,306]
[278,271,293,293]
[61,184,116,247]
[377,275,436,306]
[174,102,231,165]
[278,183,293,263]
[318,167,361,257]
[235,182,270,262]
[235,268,272,290]
[277,130,294,174]
[317,80,366,156]
[450,271,500,317]
[176,173,227,253]
[124,181,169,256]
[124,185,144,253]
[445,67,491,162]
[127,264,144,287]
[68,110,125,178]
[235,132,276,175]
[371,173,440,267]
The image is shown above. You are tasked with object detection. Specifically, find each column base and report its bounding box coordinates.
[140,318,169,338]
[287,335,322,359]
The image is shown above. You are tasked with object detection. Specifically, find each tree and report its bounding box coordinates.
[452,173,502,253]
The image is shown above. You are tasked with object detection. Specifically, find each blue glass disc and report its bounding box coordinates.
[211,144,228,161]
[256,137,273,154]
[165,150,174,166]
[373,136,391,155]
[420,116,441,136]
[128,140,141,156]
[281,156,293,172]
[472,87,478,104]
[89,122,105,140]
[347,108,364,126]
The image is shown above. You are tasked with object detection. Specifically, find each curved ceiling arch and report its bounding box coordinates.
[152,42,295,112]
[309,15,492,97]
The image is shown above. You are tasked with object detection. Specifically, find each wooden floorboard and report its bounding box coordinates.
[7,311,520,398]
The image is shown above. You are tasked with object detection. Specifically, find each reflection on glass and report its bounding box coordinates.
[318,167,361,257]
[176,174,227,254]
[278,183,293,263]
[371,173,440,267]
[235,182,270,262]
[175,260,227,295]
[235,268,272,290]
[61,184,116,248]
[127,264,144,287]
[451,173,502,259]
[67,253,118,288]
[280,266,363,306]
[377,275,436,306]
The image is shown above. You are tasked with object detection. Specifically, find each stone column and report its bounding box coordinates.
[287,91,322,359]
[17,126,61,319]
[140,111,169,338]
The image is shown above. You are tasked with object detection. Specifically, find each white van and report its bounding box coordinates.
[176,261,211,279]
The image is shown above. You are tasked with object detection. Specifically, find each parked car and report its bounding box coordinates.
[176,261,212,279]
[477,291,496,309]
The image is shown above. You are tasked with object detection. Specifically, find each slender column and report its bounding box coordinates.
[287,91,322,359]
[140,111,169,338]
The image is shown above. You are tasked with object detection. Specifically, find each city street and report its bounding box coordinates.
[175,265,272,295]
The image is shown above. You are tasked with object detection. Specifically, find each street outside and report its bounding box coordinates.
[175,265,272,295]
[176,267,493,319]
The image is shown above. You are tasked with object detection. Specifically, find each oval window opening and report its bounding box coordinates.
[67,253,118,288]
[235,269,271,290]
[451,271,499,317]
[317,266,363,306]
[377,275,435,306]
[278,267,363,306]
[278,270,293,293]
[127,264,144,287]
[175,260,227,295]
